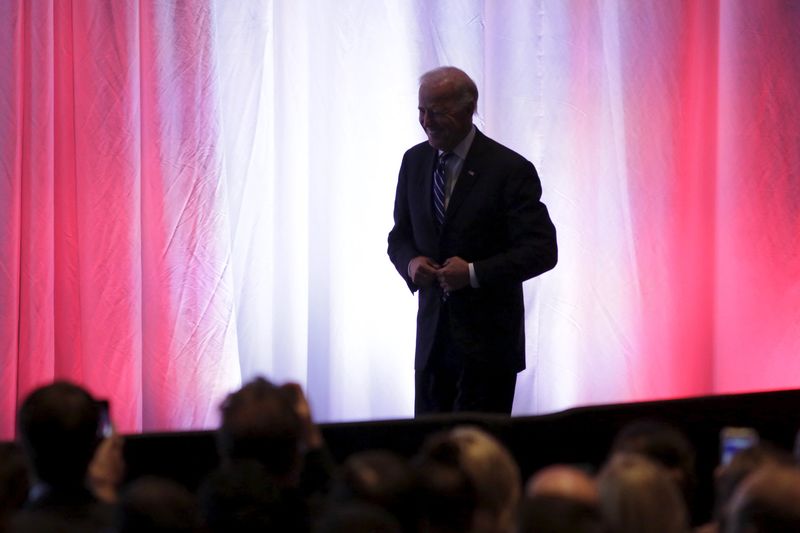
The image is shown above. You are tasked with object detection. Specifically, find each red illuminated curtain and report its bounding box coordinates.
[1,0,241,436]
[2,1,799,439]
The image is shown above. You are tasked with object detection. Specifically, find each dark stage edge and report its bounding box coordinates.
[123,389,800,524]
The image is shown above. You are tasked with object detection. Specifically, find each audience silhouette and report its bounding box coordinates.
[5,378,800,533]
[10,381,118,532]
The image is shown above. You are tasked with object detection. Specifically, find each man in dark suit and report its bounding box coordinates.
[387,66,557,415]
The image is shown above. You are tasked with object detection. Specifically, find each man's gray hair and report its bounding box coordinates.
[419,66,478,113]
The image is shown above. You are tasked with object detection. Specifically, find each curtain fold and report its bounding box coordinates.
[2,0,799,438]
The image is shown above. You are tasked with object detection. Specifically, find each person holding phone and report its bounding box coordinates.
[13,382,123,531]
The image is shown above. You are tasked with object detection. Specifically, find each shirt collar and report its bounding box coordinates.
[439,125,476,161]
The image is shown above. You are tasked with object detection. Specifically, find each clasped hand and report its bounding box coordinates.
[409,256,470,291]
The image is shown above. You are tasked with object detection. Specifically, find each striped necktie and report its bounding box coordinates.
[433,152,451,226]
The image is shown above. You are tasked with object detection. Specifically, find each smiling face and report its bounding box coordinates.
[418,74,475,152]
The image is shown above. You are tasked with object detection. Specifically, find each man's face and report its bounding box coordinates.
[418,81,473,152]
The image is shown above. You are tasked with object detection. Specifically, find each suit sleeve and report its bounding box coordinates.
[472,158,557,285]
[387,153,420,293]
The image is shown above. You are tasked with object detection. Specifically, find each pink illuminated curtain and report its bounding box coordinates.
[2,1,799,438]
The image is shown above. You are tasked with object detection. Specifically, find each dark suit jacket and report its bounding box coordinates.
[387,128,557,372]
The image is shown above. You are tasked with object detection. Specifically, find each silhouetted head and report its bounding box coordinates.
[331,450,417,533]
[725,464,800,533]
[713,443,794,522]
[217,377,303,483]
[415,426,520,533]
[611,419,695,500]
[526,464,598,506]
[17,381,102,487]
[598,452,689,533]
